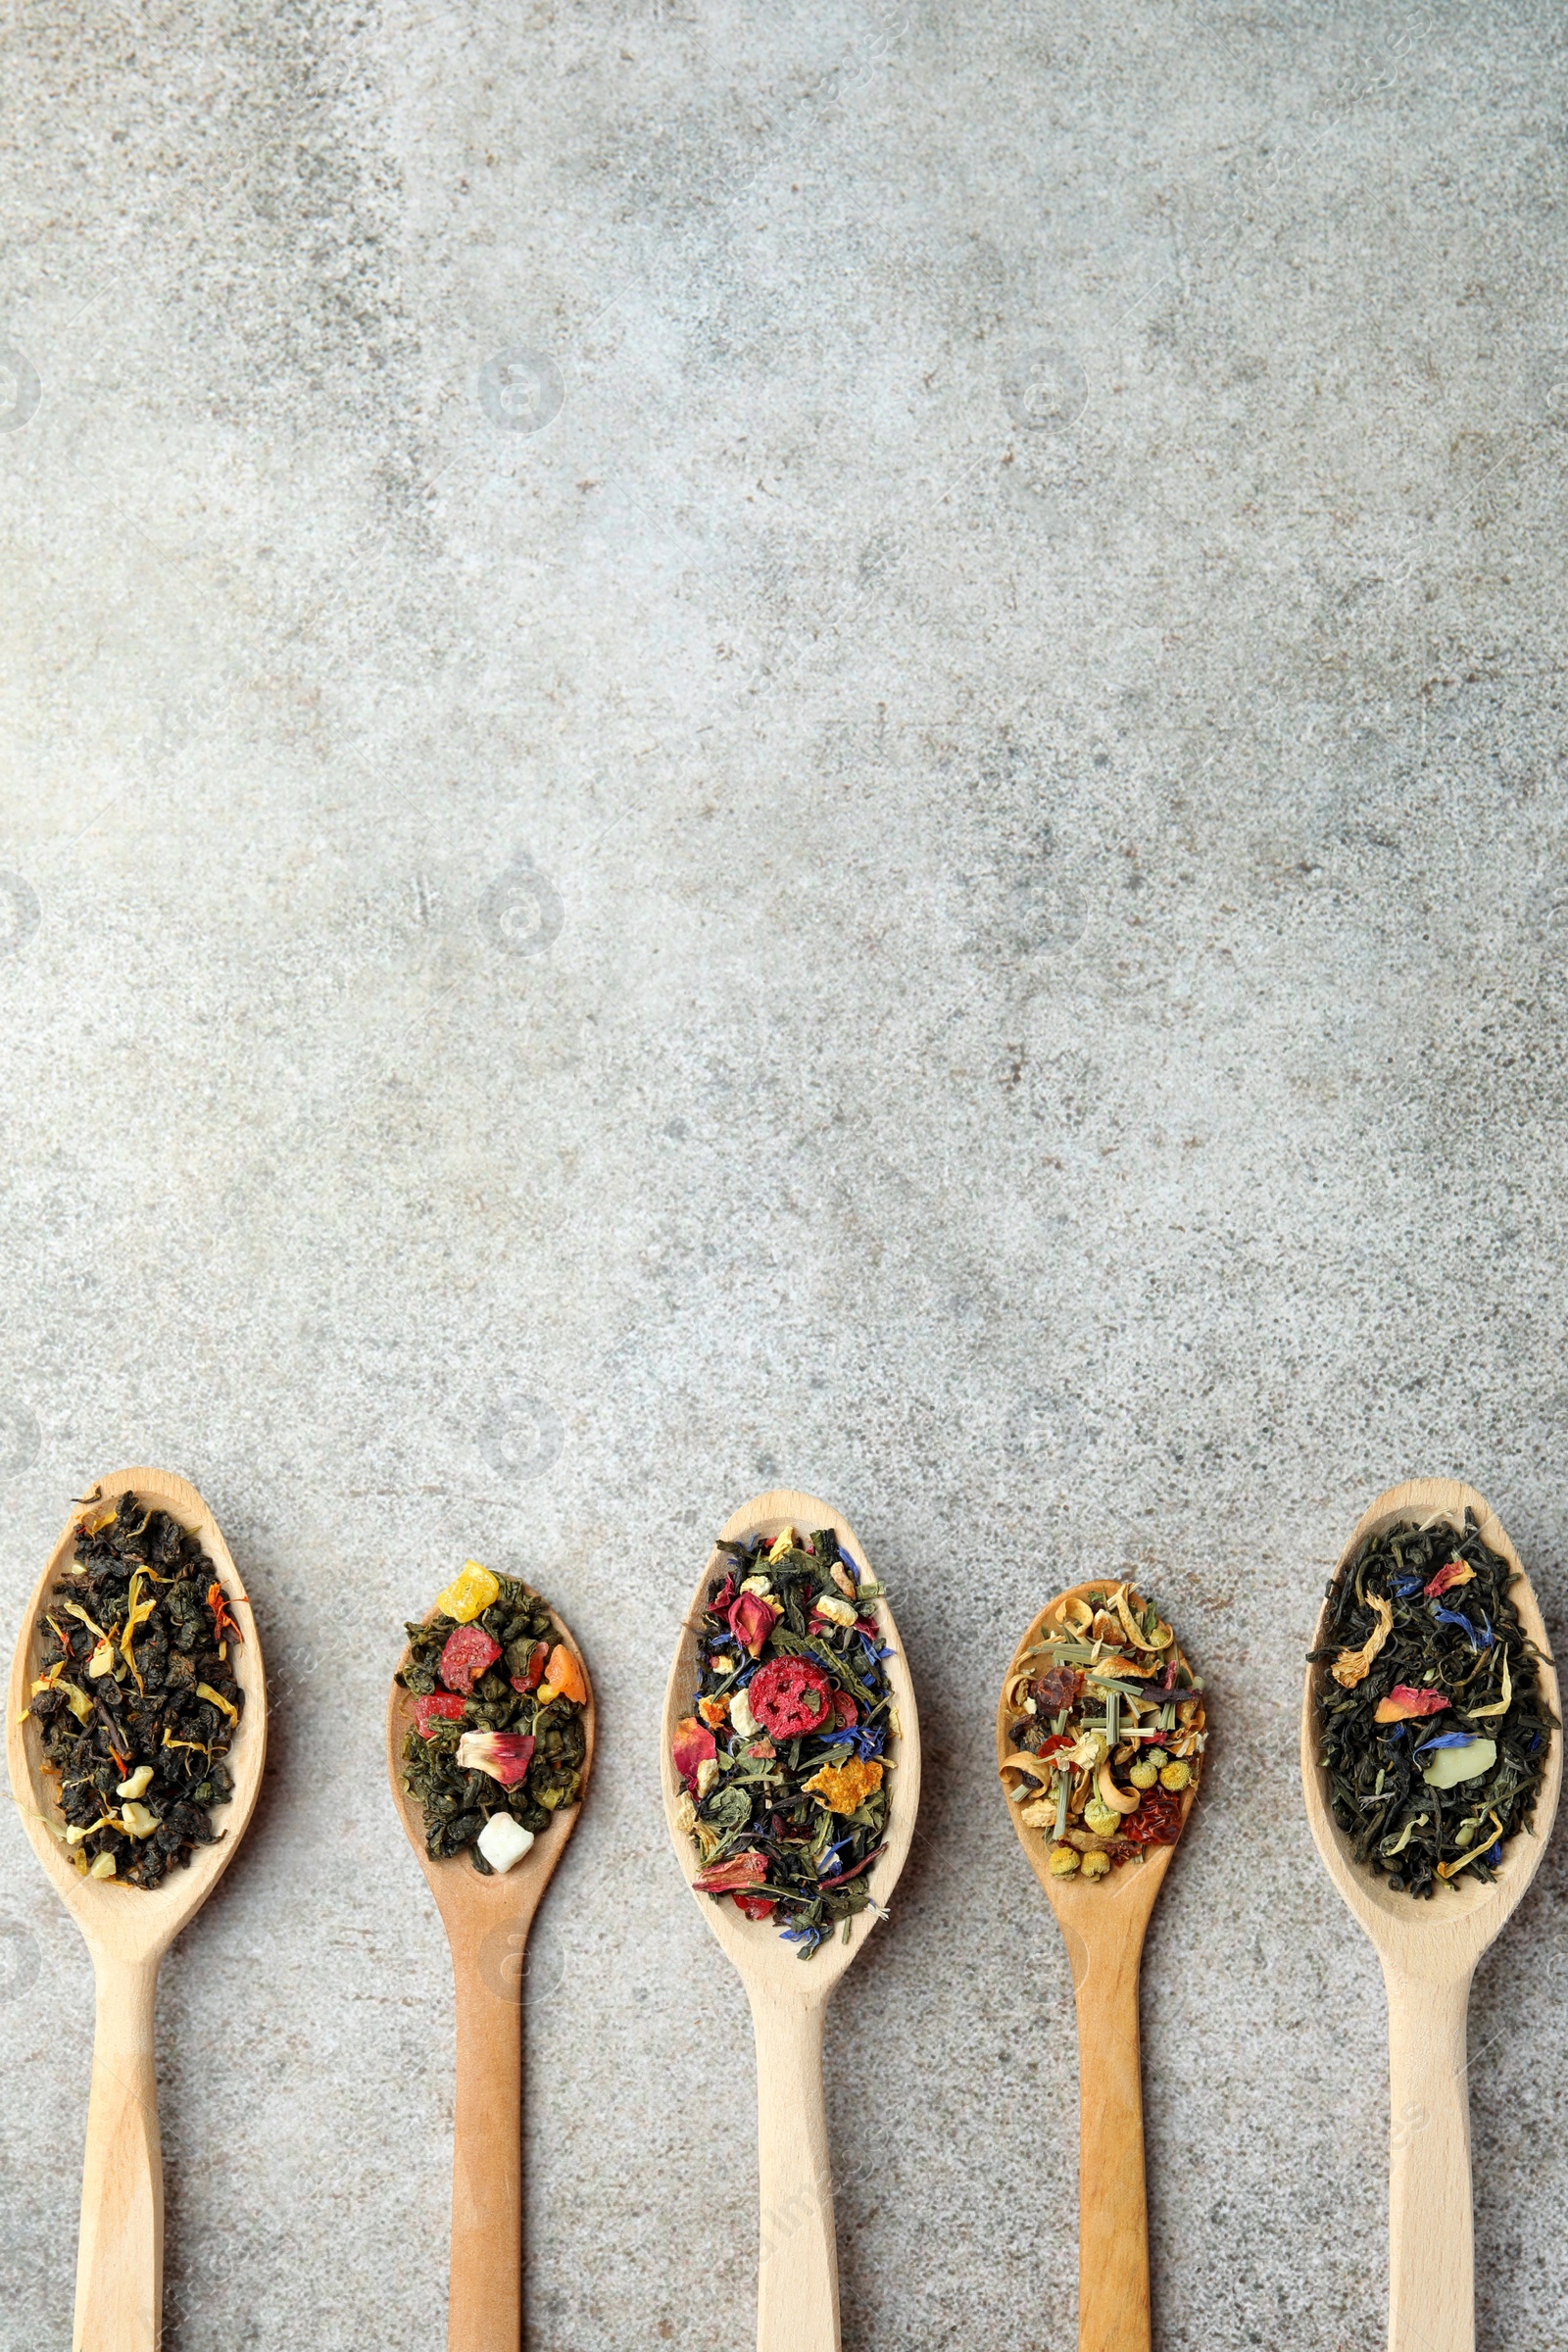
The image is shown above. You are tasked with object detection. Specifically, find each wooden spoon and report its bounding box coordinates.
[5,1466,267,2352]
[387,1587,595,2352]
[1301,1477,1562,2352]
[660,1489,921,2352]
[996,1580,1201,2352]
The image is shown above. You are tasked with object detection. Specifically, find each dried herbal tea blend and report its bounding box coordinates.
[1309,1510,1555,1897]
[999,1583,1205,1880]
[672,1522,900,1957]
[21,1492,246,1887]
[396,1561,588,1875]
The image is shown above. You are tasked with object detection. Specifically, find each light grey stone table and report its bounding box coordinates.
[3,3,1567,2346]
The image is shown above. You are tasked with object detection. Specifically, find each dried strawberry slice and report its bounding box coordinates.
[413,1691,467,1738]
[747,1655,835,1740]
[438,1623,502,1694]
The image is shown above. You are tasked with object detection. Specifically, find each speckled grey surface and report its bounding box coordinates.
[3,2,1568,2346]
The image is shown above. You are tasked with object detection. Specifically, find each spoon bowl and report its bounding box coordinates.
[997,1579,1200,2352]
[387,1586,594,2352]
[1300,1477,1561,2352]
[5,1466,266,2352]
[661,1489,920,2352]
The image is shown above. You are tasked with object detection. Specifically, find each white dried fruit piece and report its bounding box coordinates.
[86,1640,117,1680]
[476,1813,535,1874]
[729,1686,760,1740]
[813,1595,857,1628]
[117,1765,154,1801]
[696,1755,720,1798]
[120,1802,159,1839]
[830,1563,857,1599]
[89,1852,118,1880]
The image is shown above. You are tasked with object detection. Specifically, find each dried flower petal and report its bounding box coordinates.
[1374,1685,1449,1724]
[672,1716,716,1791]
[1331,1593,1394,1689]
[726,1591,778,1658]
[693,1849,768,1893]
[455,1730,537,1788]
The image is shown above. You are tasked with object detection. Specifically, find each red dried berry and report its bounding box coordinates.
[831,1690,858,1729]
[438,1623,502,1694]
[747,1655,835,1740]
[732,1891,777,1922]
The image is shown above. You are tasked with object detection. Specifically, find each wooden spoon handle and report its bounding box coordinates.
[1071,1928,1151,2352]
[750,1989,839,2352]
[74,1955,162,2352]
[1385,1966,1475,2352]
[448,1937,524,2352]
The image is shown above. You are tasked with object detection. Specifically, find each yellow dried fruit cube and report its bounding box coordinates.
[435,1561,501,1623]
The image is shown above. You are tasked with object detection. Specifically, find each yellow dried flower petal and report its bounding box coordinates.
[1331,1593,1394,1689]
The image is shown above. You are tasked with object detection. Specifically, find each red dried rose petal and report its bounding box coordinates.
[732,1891,777,1921]
[414,1692,467,1738]
[727,1591,778,1658]
[438,1624,502,1694]
[672,1716,717,1791]
[747,1655,835,1740]
[692,1848,767,1892]
[1374,1684,1450,1724]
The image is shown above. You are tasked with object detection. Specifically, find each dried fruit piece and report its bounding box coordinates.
[435,1561,502,1623]
[510,1640,549,1695]
[1032,1664,1083,1715]
[804,1755,884,1816]
[538,1642,588,1706]
[438,1623,502,1694]
[477,1814,535,1873]
[414,1691,467,1738]
[747,1655,834,1740]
